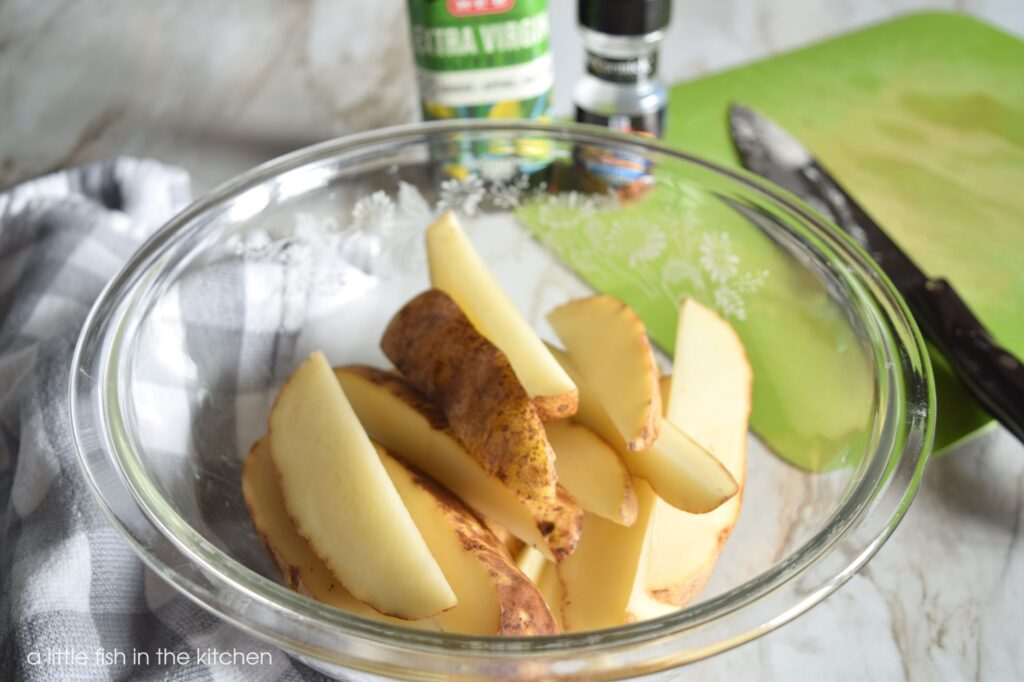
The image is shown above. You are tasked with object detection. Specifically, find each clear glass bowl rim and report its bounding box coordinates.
[69,119,934,680]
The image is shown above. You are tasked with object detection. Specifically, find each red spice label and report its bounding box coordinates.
[446,0,516,17]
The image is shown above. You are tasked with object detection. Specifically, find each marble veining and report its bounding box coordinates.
[2,1,1023,680]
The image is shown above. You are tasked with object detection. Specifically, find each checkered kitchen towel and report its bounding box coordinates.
[0,159,343,681]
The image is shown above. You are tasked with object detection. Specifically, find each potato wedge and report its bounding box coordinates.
[645,300,752,606]
[427,211,578,420]
[515,545,548,586]
[335,365,582,561]
[556,478,657,631]
[268,351,455,620]
[547,295,661,450]
[536,560,566,632]
[625,533,685,623]
[538,478,686,628]
[545,420,637,526]
[381,289,557,500]
[547,343,737,513]
[380,451,558,635]
[623,421,737,514]
[241,438,439,630]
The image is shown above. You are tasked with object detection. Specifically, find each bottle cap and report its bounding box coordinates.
[578,0,671,36]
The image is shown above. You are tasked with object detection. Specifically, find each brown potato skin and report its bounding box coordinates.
[633,346,663,452]
[241,442,307,593]
[533,391,579,422]
[381,289,557,501]
[338,364,582,561]
[395,455,559,636]
[522,485,584,563]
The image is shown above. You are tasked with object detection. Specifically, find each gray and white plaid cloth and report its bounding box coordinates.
[0,159,336,681]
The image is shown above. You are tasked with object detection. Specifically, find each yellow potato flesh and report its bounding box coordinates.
[545,420,637,526]
[625,521,684,622]
[268,352,455,620]
[625,420,738,514]
[556,478,657,632]
[515,545,548,585]
[537,561,566,632]
[547,295,660,450]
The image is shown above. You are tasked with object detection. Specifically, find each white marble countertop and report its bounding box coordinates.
[2,1,1023,680]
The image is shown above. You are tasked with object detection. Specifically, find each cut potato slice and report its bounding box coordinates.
[380,451,558,635]
[335,365,582,561]
[624,421,737,514]
[268,351,455,620]
[545,420,637,526]
[427,210,578,420]
[382,289,557,500]
[547,295,661,450]
[539,478,685,628]
[645,299,752,606]
[625,526,684,622]
[557,478,657,632]
[547,344,737,513]
[241,438,439,630]
[537,561,565,632]
[515,545,548,586]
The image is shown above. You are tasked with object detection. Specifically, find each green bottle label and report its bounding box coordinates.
[407,0,552,120]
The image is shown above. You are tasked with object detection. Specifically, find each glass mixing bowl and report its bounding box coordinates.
[70,121,933,680]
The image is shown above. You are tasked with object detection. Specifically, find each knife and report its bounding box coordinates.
[728,103,1024,446]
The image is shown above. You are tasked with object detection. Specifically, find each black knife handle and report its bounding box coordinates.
[904,279,1024,444]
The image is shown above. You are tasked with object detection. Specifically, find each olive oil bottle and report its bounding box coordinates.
[407,0,554,123]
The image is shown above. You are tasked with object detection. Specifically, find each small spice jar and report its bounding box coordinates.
[573,0,671,138]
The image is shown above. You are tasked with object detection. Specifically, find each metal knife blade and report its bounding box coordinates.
[727,104,827,212]
[728,103,929,293]
[727,102,1024,446]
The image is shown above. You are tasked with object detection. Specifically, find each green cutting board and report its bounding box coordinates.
[663,11,1024,454]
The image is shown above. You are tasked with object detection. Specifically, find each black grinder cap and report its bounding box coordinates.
[578,0,672,36]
